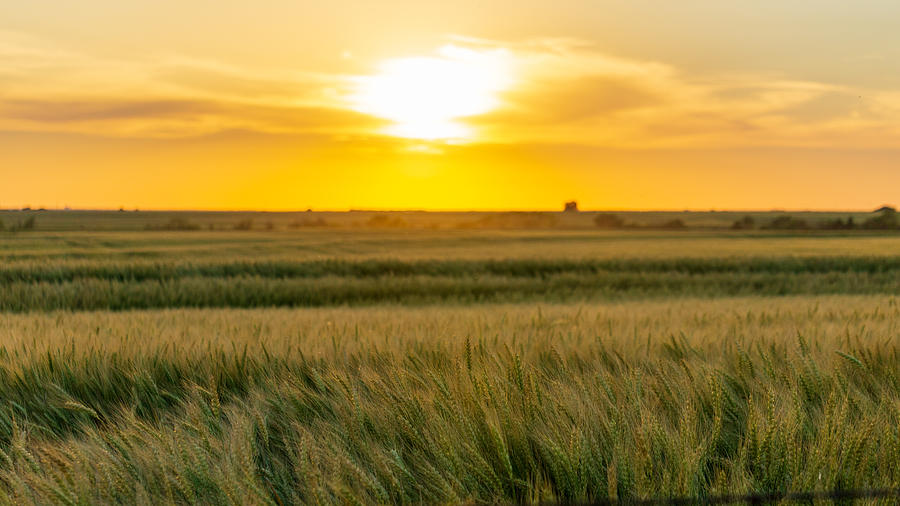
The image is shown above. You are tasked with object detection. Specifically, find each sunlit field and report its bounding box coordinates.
[3,218,900,503]
[8,0,900,502]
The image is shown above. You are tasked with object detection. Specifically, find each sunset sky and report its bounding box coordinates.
[3,1,900,210]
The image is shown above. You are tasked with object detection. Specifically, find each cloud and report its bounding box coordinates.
[454,38,900,148]
[0,98,386,138]
[154,58,352,105]
[773,91,877,122]
[478,75,661,126]
[1,30,899,148]
[0,31,377,138]
[1,99,207,123]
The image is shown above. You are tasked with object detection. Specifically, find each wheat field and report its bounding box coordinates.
[2,227,900,503]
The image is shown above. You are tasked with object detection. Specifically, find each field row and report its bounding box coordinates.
[5,268,900,311]
[7,231,900,264]
[1,297,899,503]
[7,256,900,283]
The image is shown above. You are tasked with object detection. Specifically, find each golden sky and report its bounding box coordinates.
[3,1,900,210]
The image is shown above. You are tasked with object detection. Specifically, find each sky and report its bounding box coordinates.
[2,1,900,211]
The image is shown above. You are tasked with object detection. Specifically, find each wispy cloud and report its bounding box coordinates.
[1,30,899,148]
[462,38,900,148]
[0,30,374,137]
[0,98,385,138]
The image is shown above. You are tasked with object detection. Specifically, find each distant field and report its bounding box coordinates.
[3,224,900,503]
[6,229,900,262]
[0,208,888,231]
[3,230,900,312]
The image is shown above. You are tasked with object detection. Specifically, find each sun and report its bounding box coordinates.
[349,45,513,141]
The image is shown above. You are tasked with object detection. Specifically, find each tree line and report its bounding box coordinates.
[593,208,900,231]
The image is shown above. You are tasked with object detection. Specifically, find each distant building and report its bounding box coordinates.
[563,201,579,212]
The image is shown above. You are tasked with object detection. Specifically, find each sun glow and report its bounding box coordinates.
[350,45,513,140]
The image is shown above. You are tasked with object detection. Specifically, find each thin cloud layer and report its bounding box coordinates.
[467,38,900,148]
[0,30,364,138]
[0,98,385,138]
[1,30,899,148]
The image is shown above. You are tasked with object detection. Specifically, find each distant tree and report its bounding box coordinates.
[594,213,625,229]
[874,205,896,213]
[563,201,579,213]
[820,218,839,230]
[763,215,809,230]
[367,215,407,228]
[730,216,756,230]
[458,212,558,230]
[288,217,328,228]
[145,217,200,231]
[820,217,856,230]
[22,216,36,230]
[234,219,254,231]
[367,215,390,227]
[863,209,899,230]
[660,219,686,230]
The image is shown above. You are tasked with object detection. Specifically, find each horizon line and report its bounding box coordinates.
[0,206,894,214]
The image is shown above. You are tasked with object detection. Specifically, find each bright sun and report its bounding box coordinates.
[350,45,513,141]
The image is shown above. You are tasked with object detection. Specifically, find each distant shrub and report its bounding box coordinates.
[288,217,329,228]
[730,216,756,230]
[366,215,407,228]
[145,217,201,231]
[563,201,579,212]
[234,219,254,231]
[7,215,37,232]
[593,213,625,229]
[863,209,899,230]
[660,219,686,230]
[820,217,856,230]
[459,213,558,229]
[763,215,809,230]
